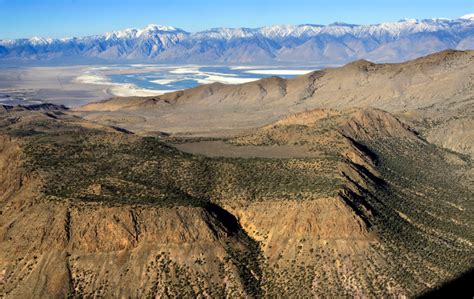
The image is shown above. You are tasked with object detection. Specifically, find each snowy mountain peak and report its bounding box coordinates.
[258,25,299,37]
[1,16,473,64]
[105,28,139,40]
[141,24,180,32]
[28,36,54,45]
[460,13,474,21]
[104,24,186,40]
[144,24,162,31]
[258,24,325,38]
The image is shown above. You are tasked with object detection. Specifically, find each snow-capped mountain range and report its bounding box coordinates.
[1,15,473,64]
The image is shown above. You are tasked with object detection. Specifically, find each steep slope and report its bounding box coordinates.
[220,107,473,296]
[1,105,472,297]
[0,108,263,298]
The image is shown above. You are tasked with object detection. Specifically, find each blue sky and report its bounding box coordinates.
[0,0,473,39]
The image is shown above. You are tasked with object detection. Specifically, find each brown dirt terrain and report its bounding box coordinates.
[1,101,472,297]
[73,50,474,159]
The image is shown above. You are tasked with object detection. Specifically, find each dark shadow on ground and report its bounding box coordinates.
[418,268,474,298]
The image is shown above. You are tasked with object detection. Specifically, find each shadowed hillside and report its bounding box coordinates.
[1,103,472,297]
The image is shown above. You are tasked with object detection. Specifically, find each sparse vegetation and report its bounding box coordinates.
[1,101,472,298]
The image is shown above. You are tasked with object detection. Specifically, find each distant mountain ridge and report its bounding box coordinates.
[1,15,473,64]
